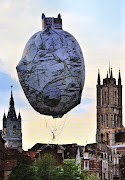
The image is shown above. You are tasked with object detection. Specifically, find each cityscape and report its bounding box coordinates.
[0,1,125,180]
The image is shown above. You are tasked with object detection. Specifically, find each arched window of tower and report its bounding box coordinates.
[13,125,17,134]
[105,91,106,104]
[115,91,117,105]
[102,115,103,125]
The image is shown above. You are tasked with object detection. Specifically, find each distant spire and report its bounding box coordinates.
[118,69,121,85]
[58,13,61,19]
[97,69,100,85]
[3,113,7,128]
[10,86,14,108]
[3,112,6,118]
[107,71,108,78]
[18,112,21,120]
[110,67,113,78]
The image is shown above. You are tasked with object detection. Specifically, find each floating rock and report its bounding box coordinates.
[16,16,85,118]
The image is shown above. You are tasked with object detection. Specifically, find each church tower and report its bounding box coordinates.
[2,87,22,148]
[96,68,122,150]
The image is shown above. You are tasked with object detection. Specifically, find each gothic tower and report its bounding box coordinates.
[2,88,22,148]
[96,68,122,150]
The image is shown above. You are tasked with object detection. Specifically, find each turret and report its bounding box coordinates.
[110,68,113,78]
[97,70,101,107]
[97,70,100,85]
[3,113,6,129]
[42,13,45,19]
[118,70,121,85]
[58,13,61,19]
[18,112,21,120]
[106,71,108,78]
[10,88,14,108]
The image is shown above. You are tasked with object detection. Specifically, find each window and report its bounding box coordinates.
[104,92,106,104]
[115,91,117,104]
[13,125,17,134]
[101,115,103,125]
[85,161,88,167]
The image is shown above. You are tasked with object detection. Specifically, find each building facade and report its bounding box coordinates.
[2,89,22,149]
[96,68,123,151]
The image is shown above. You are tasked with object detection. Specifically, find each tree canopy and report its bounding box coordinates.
[8,156,40,180]
[8,154,100,180]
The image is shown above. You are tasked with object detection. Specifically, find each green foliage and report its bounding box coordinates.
[8,154,100,180]
[80,170,89,180]
[56,160,81,180]
[36,155,81,180]
[8,163,40,180]
[36,154,56,180]
[81,171,100,180]
[88,173,100,180]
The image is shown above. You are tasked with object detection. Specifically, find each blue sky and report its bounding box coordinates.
[0,0,125,150]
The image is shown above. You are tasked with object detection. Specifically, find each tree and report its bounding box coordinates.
[36,154,56,180]
[36,155,82,180]
[87,173,100,180]
[56,160,81,180]
[8,156,40,180]
[81,171,100,180]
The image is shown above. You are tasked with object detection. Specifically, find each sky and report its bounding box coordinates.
[0,0,125,150]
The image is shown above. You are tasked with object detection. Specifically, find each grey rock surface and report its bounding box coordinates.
[16,28,85,118]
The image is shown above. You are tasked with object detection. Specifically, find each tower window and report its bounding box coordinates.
[115,91,117,105]
[104,92,106,104]
[101,115,103,125]
[106,114,108,127]
[13,125,17,134]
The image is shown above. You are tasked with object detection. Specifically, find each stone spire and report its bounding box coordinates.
[7,86,17,120]
[97,69,100,85]
[106,71,108,78]
[110,68,113,78]
[118,70,121,85]
[10,86,14,108]
[3,113,7,129]
[18,112,21,120]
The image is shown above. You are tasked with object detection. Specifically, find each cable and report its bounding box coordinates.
[42,114,68,142]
